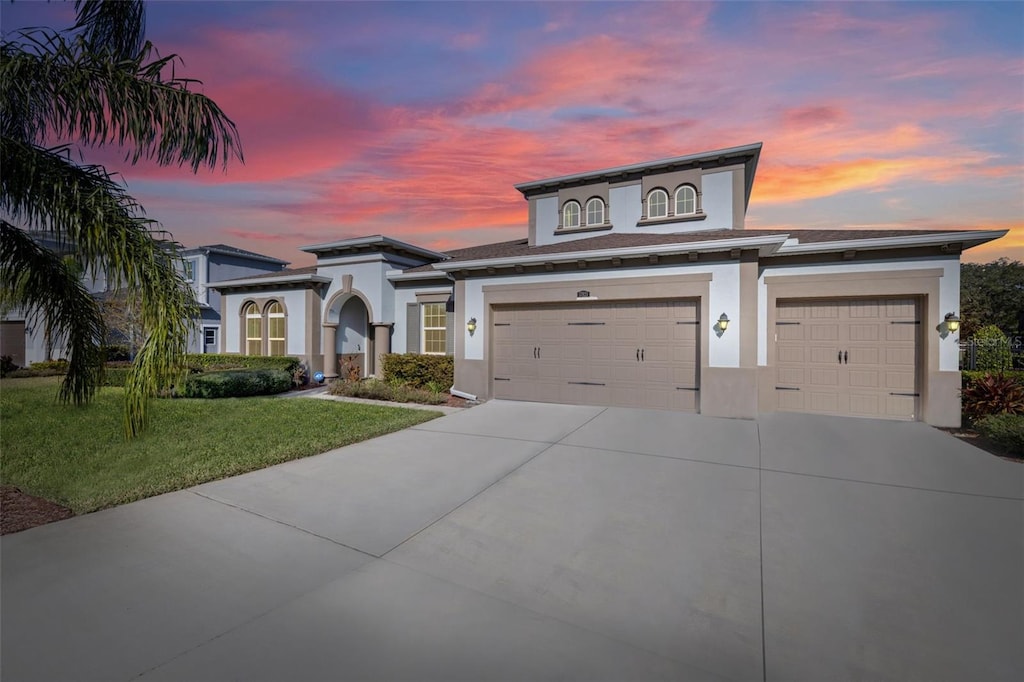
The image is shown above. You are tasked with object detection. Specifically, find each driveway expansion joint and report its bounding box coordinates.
[188,490,382,559]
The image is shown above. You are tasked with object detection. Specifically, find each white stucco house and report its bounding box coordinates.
[211,143,1005,426]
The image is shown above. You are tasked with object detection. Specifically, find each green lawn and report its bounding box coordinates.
[0,377,440,514]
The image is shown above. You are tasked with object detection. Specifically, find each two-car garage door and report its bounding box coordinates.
[492,300,699,411]
[774,298,919,420]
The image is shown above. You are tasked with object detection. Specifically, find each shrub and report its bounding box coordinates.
[102,367,131,387]
[973,414,1024,457]
[0,355,17,377]
[381,353,454,390]
[329,378,447,405]
[961,373,1024,418]
[972,325,1013,372]
[100,344,132,362]
[178,369,292,399]
[184,353,300,374]
[30,359,69,373]
[962,370,1024,386]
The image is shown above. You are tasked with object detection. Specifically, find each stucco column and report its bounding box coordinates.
[322,323,338,378]
[372,323,393,379]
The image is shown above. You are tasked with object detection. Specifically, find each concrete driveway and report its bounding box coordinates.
[2,401,1021,681]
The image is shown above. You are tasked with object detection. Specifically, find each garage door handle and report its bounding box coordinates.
[636,348,640,362]
[641,348,645,362]
[890,392,920,397]
[569,381,605,386]
[838,350,842,364]
[844,350,848,364]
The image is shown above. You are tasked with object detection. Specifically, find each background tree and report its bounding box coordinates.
[1,0,242,436]
[960,259,1024,338]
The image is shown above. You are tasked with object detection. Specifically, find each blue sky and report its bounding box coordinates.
[3,0,1021,264]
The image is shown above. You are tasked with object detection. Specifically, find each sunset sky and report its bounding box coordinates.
[4,0,1022,266]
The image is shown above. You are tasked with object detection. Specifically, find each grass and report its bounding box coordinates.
[0,377,441,514]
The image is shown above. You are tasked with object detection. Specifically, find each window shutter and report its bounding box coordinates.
[445,311,455,356]
[406,303,420,353]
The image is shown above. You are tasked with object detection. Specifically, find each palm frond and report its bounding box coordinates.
[72,0,146,60]
[1,137,197,436]
[0,221,106,405]
[0,31,243,171]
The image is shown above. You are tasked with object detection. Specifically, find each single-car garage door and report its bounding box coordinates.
[492,300,699,411]
[774,298,919,420]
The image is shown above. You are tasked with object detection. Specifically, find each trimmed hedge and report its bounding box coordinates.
[102,367,131,387]
[178,369,292,399]
[185,353,300,373]
[974,414,1024,457]
[381,353,453,390]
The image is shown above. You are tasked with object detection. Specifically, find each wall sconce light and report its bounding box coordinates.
[466,317,477,335]
[944,312,960,333]
[717,313,730,332]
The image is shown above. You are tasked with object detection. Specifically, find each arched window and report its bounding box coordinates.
[562,201,581,229]
[244,302,262,355]
[266,301,286,356]
[647,189,668,219]
[585,198,604,226]
[675,185,697,216]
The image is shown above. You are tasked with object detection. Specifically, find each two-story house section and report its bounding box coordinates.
[211,142,1006,427]
[179,245,289,354]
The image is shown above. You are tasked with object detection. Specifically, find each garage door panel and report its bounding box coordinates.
[492,299,699,412]
[775,297,919,421]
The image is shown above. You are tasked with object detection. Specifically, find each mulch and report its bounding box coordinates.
[1,485,74,535]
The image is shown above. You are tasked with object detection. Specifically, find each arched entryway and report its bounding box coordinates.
[323,291,372,379]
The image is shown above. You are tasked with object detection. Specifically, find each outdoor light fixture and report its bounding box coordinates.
[718,313,730,332]
[466,317,477,335]
[944,312,960,333]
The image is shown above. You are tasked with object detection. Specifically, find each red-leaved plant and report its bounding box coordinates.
[962,373,1024,418]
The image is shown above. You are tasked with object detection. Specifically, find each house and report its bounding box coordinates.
[178,244,289,354]
[211,142,1005,427]
[0,237,287,365]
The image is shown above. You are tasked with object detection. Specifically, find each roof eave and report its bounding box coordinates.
[432,234,788,272]
[514,142,764,196]
[774,230,1008,256]
[209,274,332,289]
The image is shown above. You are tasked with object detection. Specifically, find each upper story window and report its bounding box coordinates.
[266,301,286,356]
[244,302,262,355]
[647,189,668,219]
[182,258,198,282]
[562,201,581,229]
[585,198,605,226]
[675,185,697,216]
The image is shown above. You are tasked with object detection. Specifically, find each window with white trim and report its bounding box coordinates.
[675,185,697,215]
[647,189,668,219]
[422,302,447,355]
[585,198,604,226]
[203,327,217,349]
[182,258,198,282]
[562,201,581,229]
[244,303,262,355]
[267,301,286,356]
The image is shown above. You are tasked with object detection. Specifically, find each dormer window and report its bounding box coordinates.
[647,189,668,219]
[562,201,581,229]
[675,185,697,216]
[585,198,605,226]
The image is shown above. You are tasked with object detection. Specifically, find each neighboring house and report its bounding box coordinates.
[0,232,111,367]
[211,142,1005,427]
[0,237,287,365]
[178,245,289,354]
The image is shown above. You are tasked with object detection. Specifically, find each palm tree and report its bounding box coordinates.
[1,0,243,437]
